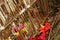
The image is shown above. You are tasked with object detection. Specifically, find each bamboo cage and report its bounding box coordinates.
[0,0,60,40]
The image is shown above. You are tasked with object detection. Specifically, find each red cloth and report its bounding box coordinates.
[37,22,51,40]
[17,36,22,40]
[28,22,51,40]
[39,22,51,32]
[28,32,46,40]
[37,32,46,40]
[44,22,51,32]
[13,27,18,32]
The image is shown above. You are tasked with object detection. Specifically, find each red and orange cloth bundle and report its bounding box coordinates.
[28,22,51,40]
[13,27,22,40]
[39,22,51,32]
[13,23,24,32]
[13,23,24,40]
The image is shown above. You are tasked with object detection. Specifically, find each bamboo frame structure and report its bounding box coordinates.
[0,0,59,40]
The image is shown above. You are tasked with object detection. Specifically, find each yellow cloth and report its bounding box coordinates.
[21,28,28,34]
[27,22,31,26]
[24,22,31,27]
[14,32,20,37]
[21,28,26,32]
[40,24,44,28]
[8,38,12,40]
